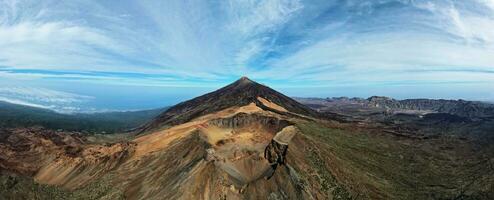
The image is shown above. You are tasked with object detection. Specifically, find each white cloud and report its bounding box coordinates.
[224,0,302,69]
[0,0,493,102]
[0,86,94,113]
[257,31,494,83]
[225,0,302,36]
[0,97,52,109]
[410,0,494,45]
[477,0,494,10]
[0,21,136,71]
[0,86,92,103]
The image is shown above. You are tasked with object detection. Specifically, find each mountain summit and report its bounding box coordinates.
[2,78,493,199]
[141,77,318,132]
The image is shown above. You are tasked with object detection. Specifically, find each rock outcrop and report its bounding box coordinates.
[0,127,135,189]
[264,126,298,179]
[208,113,291,131]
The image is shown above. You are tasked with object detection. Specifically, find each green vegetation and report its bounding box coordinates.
[0,173,125,200]
[296,121,494,200]
[0,101,167,133]
[305,144,351,200]
[0,174,71,200]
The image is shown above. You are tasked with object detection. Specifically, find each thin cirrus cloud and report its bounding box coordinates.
[0,0,493,111]
[0,86,94,113]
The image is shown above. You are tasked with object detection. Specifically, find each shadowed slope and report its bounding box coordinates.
[140,77,318,132]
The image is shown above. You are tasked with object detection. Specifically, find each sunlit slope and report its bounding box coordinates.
[295,121,494,199]
[1,77,493,200]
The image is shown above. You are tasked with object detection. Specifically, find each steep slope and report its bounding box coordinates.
[11,102,328,199]
[1,78,338,199]
[141,77,318,132]
[1,78,493,200]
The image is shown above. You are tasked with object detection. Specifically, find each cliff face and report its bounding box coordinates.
[208,113,291,132]
[368,97,494,118]
[298,96,494,119]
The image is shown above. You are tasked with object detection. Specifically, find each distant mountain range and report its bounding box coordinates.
[3,92,493,134]
[296,96,494,119]
[0,101,167,133]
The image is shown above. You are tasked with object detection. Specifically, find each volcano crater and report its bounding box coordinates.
[198,113,295,187]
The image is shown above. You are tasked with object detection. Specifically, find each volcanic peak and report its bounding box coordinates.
[140,77,318,132]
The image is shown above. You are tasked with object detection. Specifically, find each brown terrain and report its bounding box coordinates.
[1,77,493,199]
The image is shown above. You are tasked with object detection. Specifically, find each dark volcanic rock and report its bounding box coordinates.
[141,77,318,132]
[371,97,494,118]
[422,113,471,123]
[208,113,291,131]
[298,96,494,119]
[264,140,288,179]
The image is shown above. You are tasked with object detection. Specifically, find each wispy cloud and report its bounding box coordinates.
[0,86,93,113]
[0,97,52,109]
[0,0,493,108]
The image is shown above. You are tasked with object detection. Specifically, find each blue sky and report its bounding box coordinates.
[0,0,493,112]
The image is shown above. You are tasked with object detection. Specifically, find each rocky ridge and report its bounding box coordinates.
[297,96,494,119]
